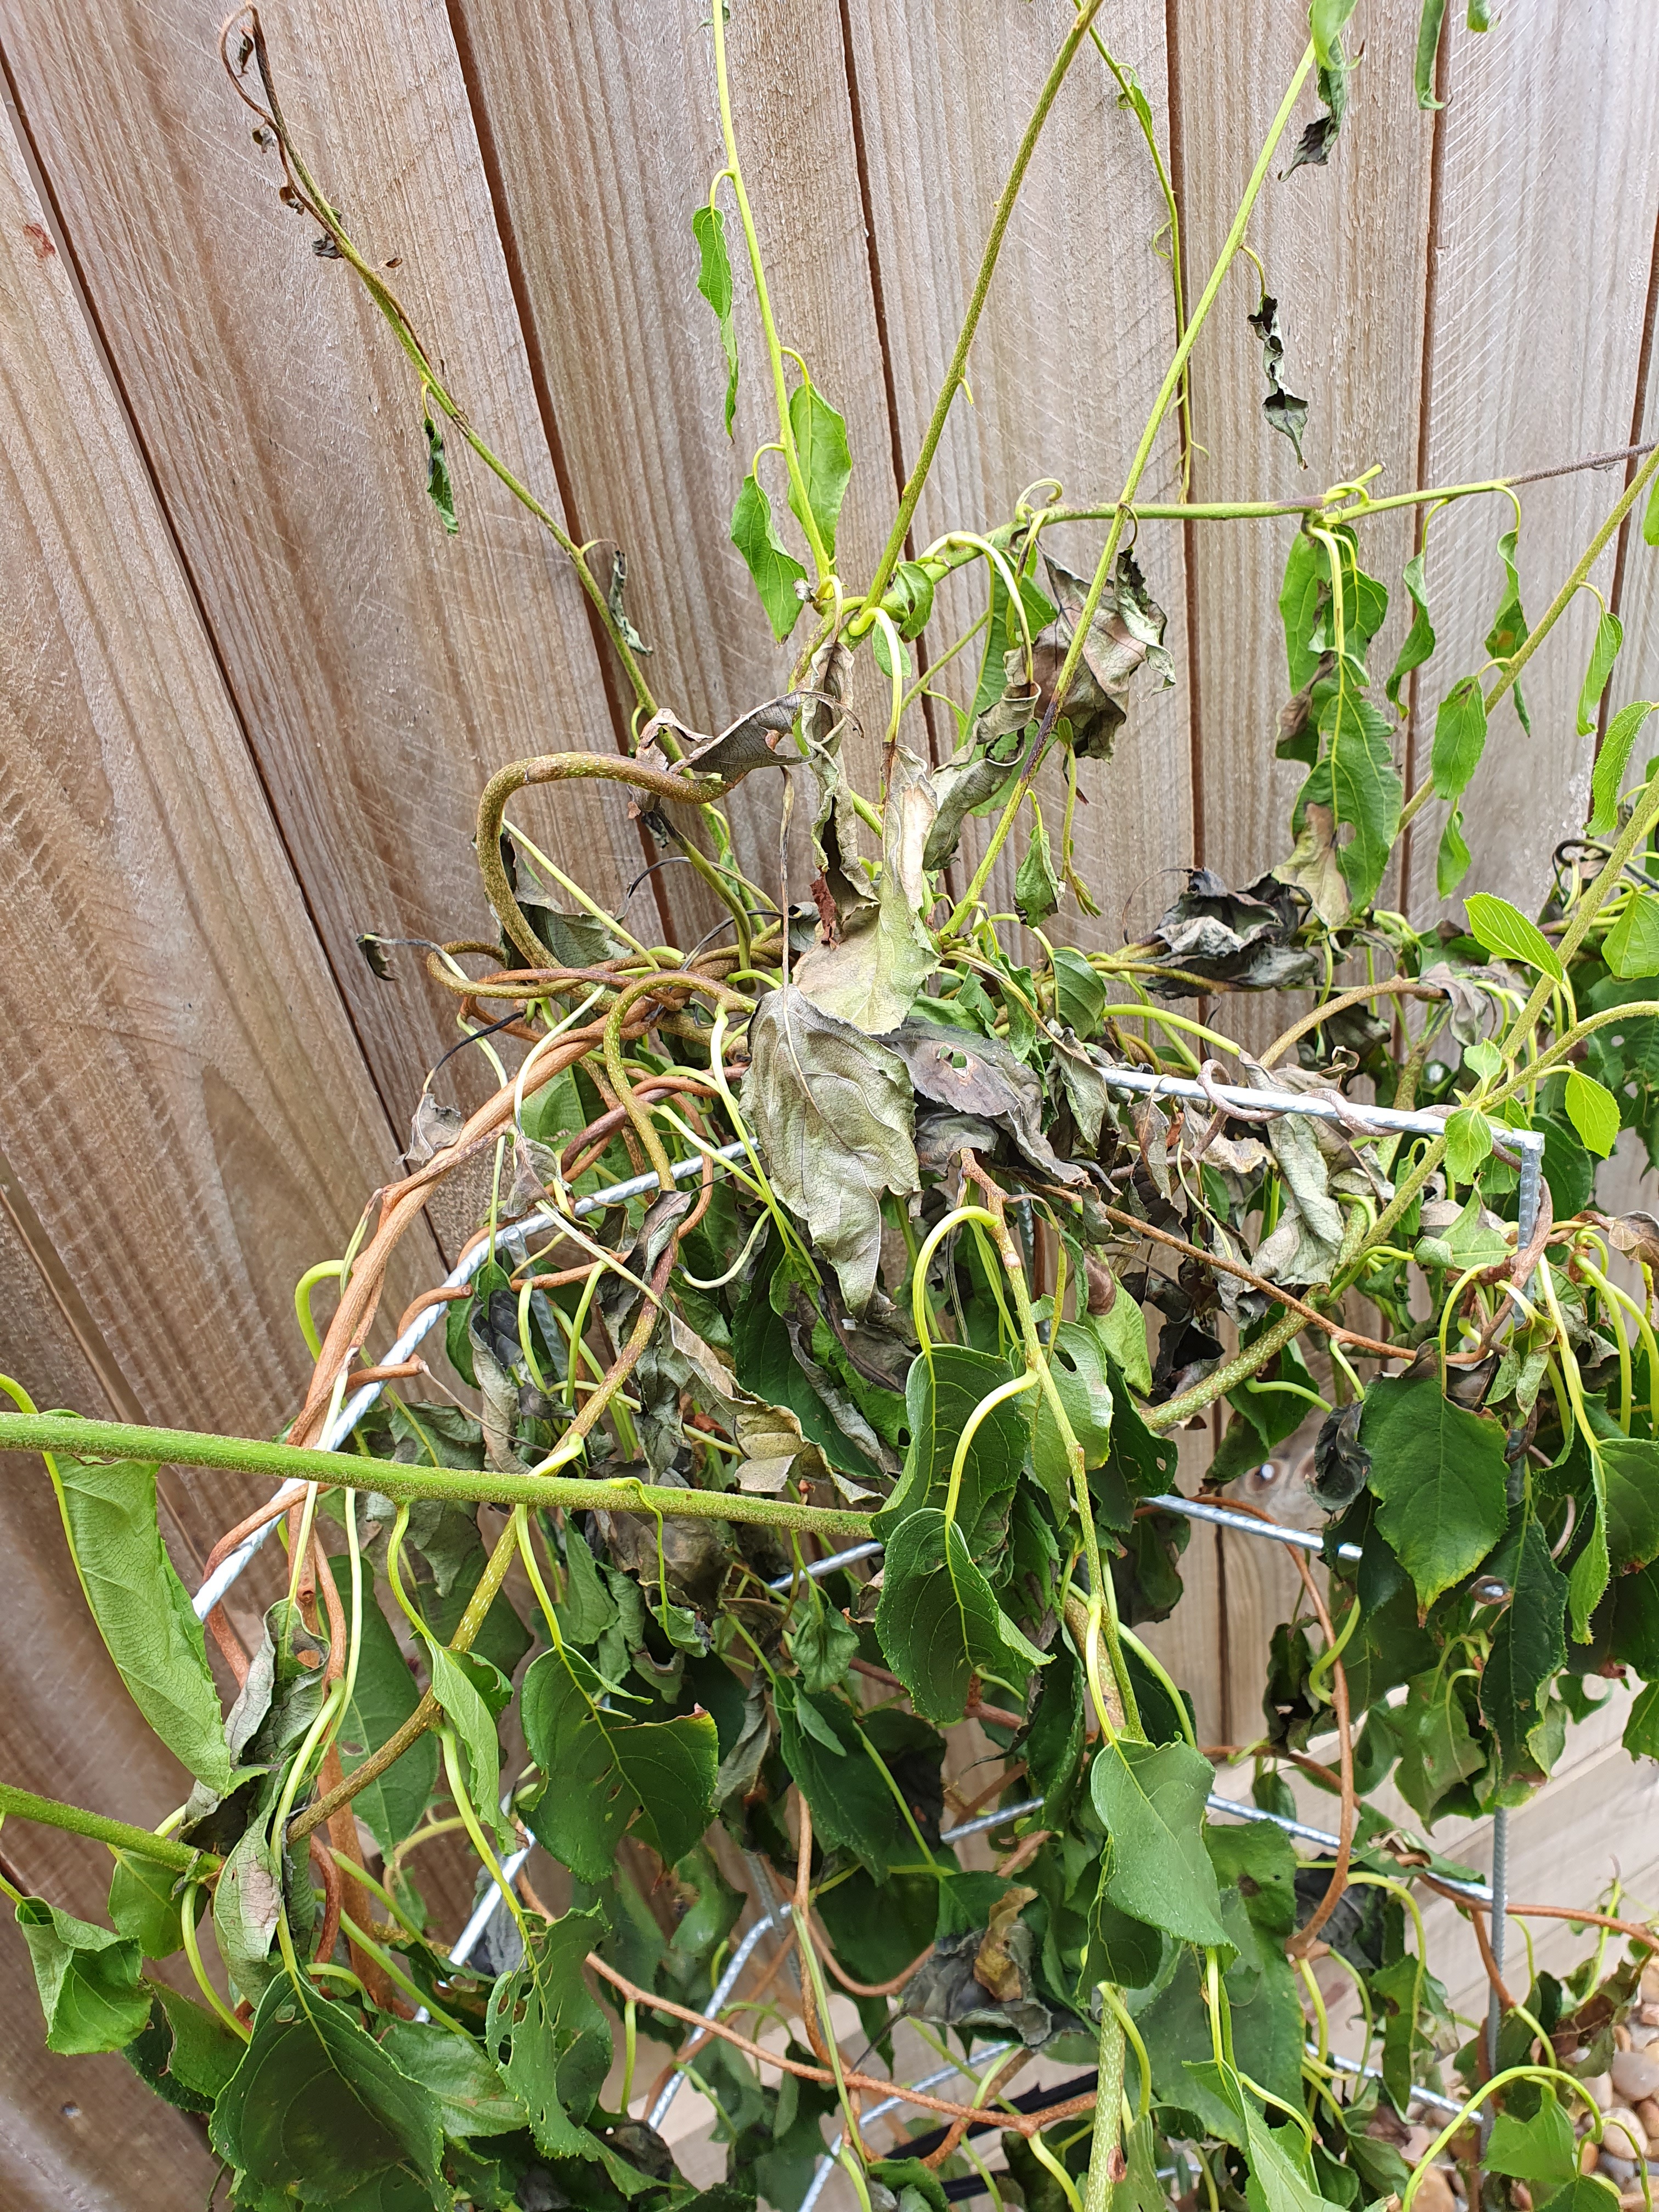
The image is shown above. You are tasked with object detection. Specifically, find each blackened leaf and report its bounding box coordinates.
[423,413,458,535]
[692,204,738,436]
[357,932,396,980]
[1246,295,1308,465]
[1485,527,1533,732]
[15,1899,150,2055]
[787,381,852,562]
[1577,608,1623,736]
[923,686,1033,872]
[731,473,806,641]
[1149,868,1318,992]
[210,1976,444,2198]
[681,690,819,783]
[522,1647,717,1882]
[876,1344,1026,1552]
[875,1508,1047,1724]
[43,1450,232,1793]
[1361,1374,1509,1611]
[483,1908,612,2159]
[596,544,650,656]
[743,987,918,1313]
[1032,552,1174,760]
[1481,1499,1567,1780]
[1090,1736,1227,1946]
[885,1017,1086,1186]
[1310,1400,1369,1509]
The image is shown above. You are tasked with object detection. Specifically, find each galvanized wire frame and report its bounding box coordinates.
[190,1065,1547,2165]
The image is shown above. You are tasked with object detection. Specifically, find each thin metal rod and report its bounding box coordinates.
[766,1541,885,1592]
[1205,1795,1494,1904]
[800,2045,1017,2212]
[1147,1492,1362,1561]
[647,1901,795,2129]
[191,1141,747,1618]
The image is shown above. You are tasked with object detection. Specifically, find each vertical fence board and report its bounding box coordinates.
[1402,3,1659,922]
[447,0,896,883]
[843,0,1193,947]
[0,0,687,1130]
[1174,6,1433,964]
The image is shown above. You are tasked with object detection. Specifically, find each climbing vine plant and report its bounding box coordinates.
[7,5,1659,2211]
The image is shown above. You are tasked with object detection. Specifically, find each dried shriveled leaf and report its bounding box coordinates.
[668,1314,837,1495]
[743,987,919,1312]
[923,682,1036,873]
[1031,552,1175,760]
[1246,294,1308,464]
[1147,869,1317,997]
[885,1017,1086,1187]
[795,744,938,1032]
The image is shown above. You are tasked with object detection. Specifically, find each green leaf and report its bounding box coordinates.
[1487,2087,1580,2188]
[775,1688,923,1881]
[1566,1069,1621,1158]
[108,1849,200,1960]
[1437,806,1472,896]
[1086,1886,1164,1991]
[1032,1321,1115,1517]
[556,1523,619,1646]
[123,1985,244,2115]
[328,1557,437,1855]
[692,204,739,436]
[1485,527,1532,732]
[1015,803,1061,927]
[428,1641,511,1851]
[1090,1736,1227,1947]
[379,2019,526,2139]
[742,986,919,1314]
[874,1508,1047,1725]
[1577,607,1624,736]
[731,473,806,641]
[1430,674,1487,802]
[787,381,852,563]
[1625,1678,1659,1759]
[1052,945,1107,1037]
[1301,690,1402,911]
[1464,890,1564,981]
[1280,532,1328,693]
[1601,1432,1659,1572]
[484,1908,611,2160]
[1604,893,1659,978]
[1481,1499,1568,1778]
[876,1345,1026,1551]
[521,1646,717,1882]
[1531,2182,1622,2212]
[15,1898,151,2055]
[1389,550,1438,696]
[1444,1106,1492,1185]
[1361,1374,1509,1611]
[1414,0,1448,107]
[1310,0,1359,70]
[1589,701,1658,833]
[44,1451,230,1793]
[212,1977,443,2200]
[1394,1672,1485,1825]
[786,1577,861,1694]
[1647,472,1659,548]
[422,414,458,536]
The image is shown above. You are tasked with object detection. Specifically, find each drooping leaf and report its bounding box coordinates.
[787,380,852,562]
[422,413,458,535]
[1031,552,1175,760]
[1430,674,1487,806]
[123,1984,244,2115]
[1015,801,1061,926]
[1577,607,1624,736]
[1601,1431,1659,1572]
[42,1451,231,1793]
[1032,1321,1115,1516]
[15,1899,151,2055]
[1090,1736,1227,1947]
[521,1646,717,1882]
[211,1977,444,2200]
[794,744,937,1032]
[1361,1374,1509,1611]
[786,1576,861,1694]
[108,1850,200,1961]
[731,473,806,641]
[484,1908,611,2160]
[775,1686,924,1880]
[692,203,739,436]
[326,1557,436,1855]
[212,1818,283,2005]
[1444,1105,1492,1186]
[1565,1069,1621,1158]
[1414,0,1448,108]
[1464,891,1564,981]
[1485,527,1532,732]
[1486,2087,1580,2189]
[427,1641,512,1852]
[1589,701,1657,834]
[1437,805,1472,896]
[1053,945,1107,1036]
[875,1507,1047,1725]
[1246,295,1308,464]
[742,986,919,1313]
[1297,690,1402,912]
[1389,549,1438,697]
[1481,1499,1568,1778]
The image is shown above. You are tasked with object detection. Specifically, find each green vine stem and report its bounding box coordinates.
[0,1784,219,1874]
[0,1411,877,1541]
[858,0,1108,615]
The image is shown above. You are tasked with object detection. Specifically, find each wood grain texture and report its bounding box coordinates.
[1402,0,1659,922]
[843,0,1193,945]
[444,0,897,895]
[0,0,681,1129]
[0,115,435,1448]
[1173,2,1433,973]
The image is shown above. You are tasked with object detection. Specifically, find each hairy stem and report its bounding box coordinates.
[0,1784,218,1874]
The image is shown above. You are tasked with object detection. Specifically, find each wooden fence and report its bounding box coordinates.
[2,0,1658,2199]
